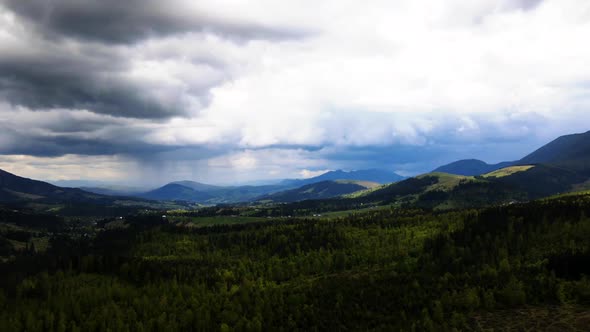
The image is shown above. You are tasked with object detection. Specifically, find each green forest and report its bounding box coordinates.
[1,193,590,331]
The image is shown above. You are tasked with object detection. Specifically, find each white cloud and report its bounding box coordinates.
[202,148,329,184]
[143,0,590,150]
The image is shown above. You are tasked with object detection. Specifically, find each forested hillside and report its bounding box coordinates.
[257,180,379,203]
[1,193,590,331]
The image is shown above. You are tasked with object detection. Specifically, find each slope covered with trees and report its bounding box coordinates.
[1,193,590,331]
[257,180,379,203]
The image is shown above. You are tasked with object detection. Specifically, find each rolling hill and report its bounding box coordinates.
[351,172,512,209]
[257,180,380,203]
[334,162,587,210]
[433,159,514,176]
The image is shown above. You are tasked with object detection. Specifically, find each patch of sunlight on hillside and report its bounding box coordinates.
[483,165,535,178]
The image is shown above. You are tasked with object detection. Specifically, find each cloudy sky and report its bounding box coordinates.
[0,0,589,186]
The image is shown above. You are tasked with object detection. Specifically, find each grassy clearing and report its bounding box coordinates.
[333,180,380,188]
[344,183,388,198]
[421,172,476,191]
[483,165,535,178]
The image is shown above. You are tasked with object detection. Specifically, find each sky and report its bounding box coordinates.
[0,0,589,186]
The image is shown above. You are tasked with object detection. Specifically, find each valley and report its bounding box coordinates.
[1,130,590,331]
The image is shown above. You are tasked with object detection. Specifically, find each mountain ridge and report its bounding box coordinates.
[0,168,95,203]
[110,169,405,203]
[280,169,405,187]
[433,159,515,176]
[518,130,590,174]
[140,183,215,202]
[2,130,590,208]
[257,180,379,203]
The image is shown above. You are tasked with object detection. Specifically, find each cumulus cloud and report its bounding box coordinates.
[0,0,589,183]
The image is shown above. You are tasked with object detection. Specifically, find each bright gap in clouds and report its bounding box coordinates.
[0,0,589,185]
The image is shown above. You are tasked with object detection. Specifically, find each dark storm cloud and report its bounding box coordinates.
[0,119,155,157]
[0,107,231,161]
[0,47,205,119]
[39,116,128,134]
[0,0,306,120]
[0,0,310,162]
[1,0,307,44]
[315,141,526,176]
[0,127,194,158]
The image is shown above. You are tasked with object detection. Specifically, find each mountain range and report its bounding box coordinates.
[0,130,589,211]
[127,169,405,203]
[139,182,285,203]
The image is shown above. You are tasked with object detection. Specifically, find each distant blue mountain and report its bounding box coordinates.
[135,181,285,203]
[132,169,404,203]
[281,169,405,187]
[433,159,515,176]
[140,183,214,202]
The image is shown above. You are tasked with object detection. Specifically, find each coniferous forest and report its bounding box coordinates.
[2,193,590,331]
